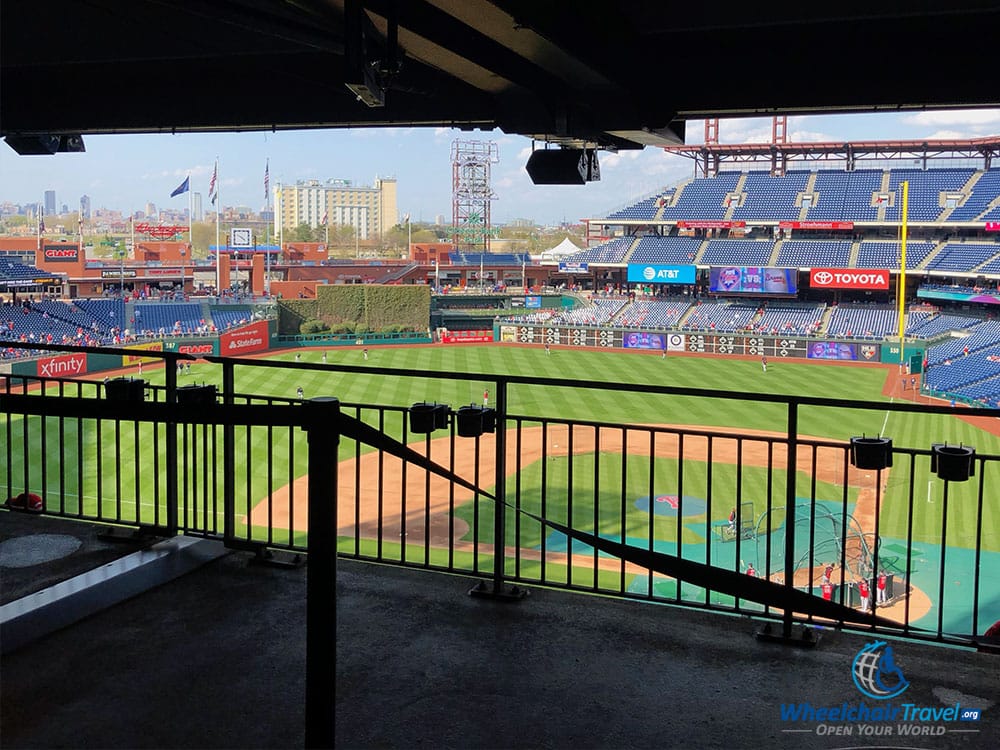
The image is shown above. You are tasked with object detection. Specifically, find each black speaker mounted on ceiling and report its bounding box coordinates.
[525,148,600,185]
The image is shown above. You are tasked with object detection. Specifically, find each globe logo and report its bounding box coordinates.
[814,271,834,285]
[851,641,909,700]
[643,266,656,281]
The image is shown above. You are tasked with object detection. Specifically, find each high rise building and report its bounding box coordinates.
[274,177,397,241]
[192,192,203,222]
[144,202,157,219]
[44,190,56,215]
[80,195,91,219]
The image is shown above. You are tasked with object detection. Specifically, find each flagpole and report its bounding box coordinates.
[897,180,909,365]
[215,158,221,293]
[265,159,271,296]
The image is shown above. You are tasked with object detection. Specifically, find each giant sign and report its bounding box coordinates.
[809,268,890,290]
[220,321,269,355]
[43,245,79,262]
[627,263,696,284]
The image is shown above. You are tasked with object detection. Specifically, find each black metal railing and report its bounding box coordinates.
[2,342,998,655]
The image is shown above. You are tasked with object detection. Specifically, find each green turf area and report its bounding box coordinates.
[454,453,840,549]
[5,344,999,555]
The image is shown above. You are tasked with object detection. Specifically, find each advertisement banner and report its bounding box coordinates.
[36,352,88,378]
[176,342,218,356]
[500,325,518,342]
[778,221,854,230]
[709,267,797,295]
[917,288,1000,306]
[985,222,1000,232]
[627,264,697,284]
[42,245,79,262]
[441,330,494,343]
[558,261,590,273]
[623,332,665,350]
[525,296,541,309]
[809,269,890,290]
[666,333,686,352]
[122,342,163,366]
[220,321,269,355]
[807,342,859,361]
[677,220,745,229]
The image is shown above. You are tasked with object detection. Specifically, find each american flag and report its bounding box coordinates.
[209,161,218,205]
[264,159,269,200]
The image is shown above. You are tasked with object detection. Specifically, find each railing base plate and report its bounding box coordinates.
[755,622,820,648]
[468,580,529,601]
[249,549,303,569]
[96,525,166,544]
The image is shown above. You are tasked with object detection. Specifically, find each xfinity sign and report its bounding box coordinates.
[627,263,696,284]
[810,268,890,290]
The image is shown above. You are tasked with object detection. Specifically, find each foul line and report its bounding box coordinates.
[880,395,894,437]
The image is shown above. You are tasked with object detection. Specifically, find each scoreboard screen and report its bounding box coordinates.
[500,326,867,362]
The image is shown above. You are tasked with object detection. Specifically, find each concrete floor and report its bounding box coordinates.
[1,510,998,749]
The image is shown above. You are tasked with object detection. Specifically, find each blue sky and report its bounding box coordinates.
[2,109,999,226]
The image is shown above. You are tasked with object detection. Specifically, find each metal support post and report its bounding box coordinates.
[469,380,527,601]
[756,399,817,647]
[304,397,340,749]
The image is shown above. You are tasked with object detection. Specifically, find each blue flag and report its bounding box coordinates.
[170,176,190,198]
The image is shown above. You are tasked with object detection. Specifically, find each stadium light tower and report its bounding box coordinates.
[451,140,499,280]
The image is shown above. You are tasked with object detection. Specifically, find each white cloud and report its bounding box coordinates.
[517,146,532,160]
[788,130,834,143]
[902,109,1000,127]
[924,129,969,140]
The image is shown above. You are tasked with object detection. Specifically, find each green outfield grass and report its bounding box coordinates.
[5,343,999,555]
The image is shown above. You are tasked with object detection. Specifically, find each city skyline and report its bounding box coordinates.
[2,109,999,227]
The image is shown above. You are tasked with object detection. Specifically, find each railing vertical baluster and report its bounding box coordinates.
[970,461,985,639]
[492,380,507,593]
[165,357,179,535]
[782,401,799,640]
[222,360,236,544]
[937,479,950,640]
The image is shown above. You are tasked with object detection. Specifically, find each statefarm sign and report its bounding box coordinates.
[778,221,854,230]
[220,321,269,355]
[810,268,890,290]
[986,222,1000,232]
[37,352,87,378]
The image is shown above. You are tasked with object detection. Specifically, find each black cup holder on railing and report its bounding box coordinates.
[849,436,893,470]
[409,402,450,434]
[931,443,976,482]
[104,377,146,402]
[455,405,496,438]
[176,384,218,406]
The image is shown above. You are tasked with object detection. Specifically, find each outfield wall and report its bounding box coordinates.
[493,323,928,363]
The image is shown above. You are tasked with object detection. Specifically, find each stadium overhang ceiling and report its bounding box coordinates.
[3,0,1000,155]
